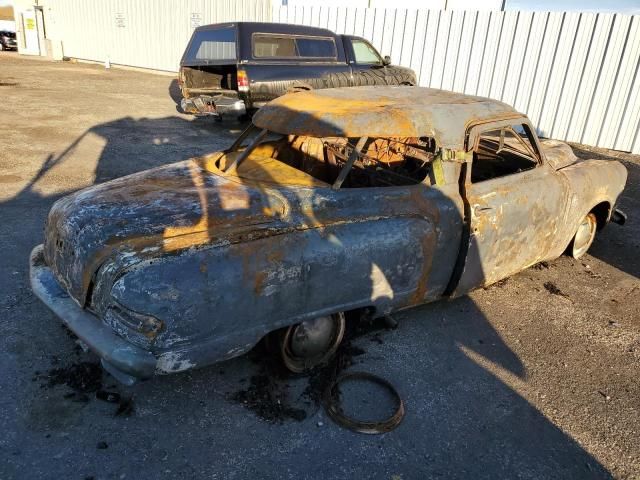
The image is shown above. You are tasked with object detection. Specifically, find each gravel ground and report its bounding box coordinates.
[1,53,638,480]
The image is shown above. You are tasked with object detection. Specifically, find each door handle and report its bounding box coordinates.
[473,205,494,216]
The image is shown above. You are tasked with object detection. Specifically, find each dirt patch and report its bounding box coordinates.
[543,281,568,298]
[0,174,22,183]
[532,261,550,270]
[485,278,509,289]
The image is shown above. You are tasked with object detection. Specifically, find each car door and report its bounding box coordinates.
[344,36,391,86]
[452,119,569,295]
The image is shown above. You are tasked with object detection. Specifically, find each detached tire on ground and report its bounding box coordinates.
[278,312,346,373]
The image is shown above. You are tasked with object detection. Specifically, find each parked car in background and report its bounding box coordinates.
[178,22,417,118]
[0,31,17,51]
[30,86,627,384]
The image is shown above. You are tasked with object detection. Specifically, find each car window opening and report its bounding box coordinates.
[471,124,539,183]
[252,33,337,59]
[351,39,383,65]
[223,129,437,188]
[184,27,237,64]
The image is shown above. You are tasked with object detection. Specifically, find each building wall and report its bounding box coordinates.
[0,20,15,31]
[44,0,271,72]
[281,1,504,10]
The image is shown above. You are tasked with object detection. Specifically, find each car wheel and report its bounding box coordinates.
[571,213,597,259]
[279,312,346,373]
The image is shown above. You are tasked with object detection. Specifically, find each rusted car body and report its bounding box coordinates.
[30,86,627,383]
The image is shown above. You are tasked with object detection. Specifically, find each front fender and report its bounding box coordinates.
[553,159,627,256]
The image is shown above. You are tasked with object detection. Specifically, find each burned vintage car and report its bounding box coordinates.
[30,86,627,383]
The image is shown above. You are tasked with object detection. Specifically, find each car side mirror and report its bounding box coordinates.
[383,55,391,66]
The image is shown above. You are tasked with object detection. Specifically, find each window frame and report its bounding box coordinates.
[181,26,238,66]
[251,32,338,61]
[465,117,545,184]
[350,38,384,66]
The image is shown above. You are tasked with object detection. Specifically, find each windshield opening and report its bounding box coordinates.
[223,128,437,188]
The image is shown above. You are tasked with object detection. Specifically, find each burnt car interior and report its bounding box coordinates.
[222,126,436,188]
[471,124,539,182]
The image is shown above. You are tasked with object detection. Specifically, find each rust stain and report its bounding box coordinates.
[254,270,268,295]
[253,86,519,150]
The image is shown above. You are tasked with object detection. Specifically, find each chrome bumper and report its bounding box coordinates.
[29,245,156,383]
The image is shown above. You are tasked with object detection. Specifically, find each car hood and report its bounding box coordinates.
[44,153,323,305]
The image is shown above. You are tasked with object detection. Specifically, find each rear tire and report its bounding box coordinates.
[278,312,346,373]
[570,213,597,259]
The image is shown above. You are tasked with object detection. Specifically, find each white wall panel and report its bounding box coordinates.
[50,0,271,72]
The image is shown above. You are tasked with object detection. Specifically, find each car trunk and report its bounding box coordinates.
[43,156,296,306]
[180,65,238,97]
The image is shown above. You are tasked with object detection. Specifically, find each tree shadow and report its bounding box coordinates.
[4,114,614,478]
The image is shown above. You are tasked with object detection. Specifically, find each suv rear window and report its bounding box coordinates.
[184,28,236,64]
[253,34,336,59]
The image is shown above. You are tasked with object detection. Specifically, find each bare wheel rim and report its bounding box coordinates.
[572,213,597,259]
[280,312,345,373]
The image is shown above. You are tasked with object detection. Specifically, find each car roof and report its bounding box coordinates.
[252,86,522,150]
[194,22,336,38]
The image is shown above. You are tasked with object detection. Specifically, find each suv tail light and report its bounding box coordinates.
[237,70,249,92]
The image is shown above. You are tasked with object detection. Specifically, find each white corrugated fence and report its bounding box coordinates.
[273,7,640,154]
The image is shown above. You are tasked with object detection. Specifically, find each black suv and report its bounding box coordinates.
[179,22,417,117]
[0,31,17,51]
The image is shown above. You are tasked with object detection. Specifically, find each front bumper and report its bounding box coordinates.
[611,208,627,225]
[181,95,246,117]
[29,245,157,382]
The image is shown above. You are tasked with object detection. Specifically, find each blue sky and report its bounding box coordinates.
[506,0,640,14]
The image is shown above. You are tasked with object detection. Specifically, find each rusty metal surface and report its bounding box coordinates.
[41,148,464,374]
[252,86,517,149]
[33,87,628,380]
[540,139,579,170]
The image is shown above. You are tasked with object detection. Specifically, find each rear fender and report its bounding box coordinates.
[108,217,437,372]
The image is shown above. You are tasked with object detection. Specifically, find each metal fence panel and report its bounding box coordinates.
[272,5,640,154]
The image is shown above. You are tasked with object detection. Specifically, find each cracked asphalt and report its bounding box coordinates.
[1,53,639,479]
